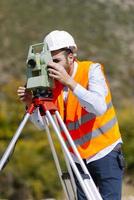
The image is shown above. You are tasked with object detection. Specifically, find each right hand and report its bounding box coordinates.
[17,86,33,106]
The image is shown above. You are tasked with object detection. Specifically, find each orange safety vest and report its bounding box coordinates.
[56,61,121,159]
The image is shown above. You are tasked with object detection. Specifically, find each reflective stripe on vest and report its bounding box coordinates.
[66,116,117,148]
[66,101,113,131]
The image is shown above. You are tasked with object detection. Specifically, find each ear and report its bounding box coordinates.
[67,53,74,64]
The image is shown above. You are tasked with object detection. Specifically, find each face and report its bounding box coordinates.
[51,49,74,74]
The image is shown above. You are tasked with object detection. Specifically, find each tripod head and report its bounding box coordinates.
[26,42,54,98]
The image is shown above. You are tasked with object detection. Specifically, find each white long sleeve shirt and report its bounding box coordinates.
[30,61,122,163]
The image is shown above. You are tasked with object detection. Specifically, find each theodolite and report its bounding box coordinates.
[26,42,54,98]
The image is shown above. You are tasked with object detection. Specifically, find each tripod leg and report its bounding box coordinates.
[45,110,93,200]
[53,115,77,199]
[0,113,30,171]
[43,116,74,200]
[62,150,77,199]
[55,111,103,200]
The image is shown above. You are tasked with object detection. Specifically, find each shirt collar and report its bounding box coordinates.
[71,61,78,78]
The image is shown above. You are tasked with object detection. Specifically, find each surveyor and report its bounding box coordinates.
[17,30,125,200]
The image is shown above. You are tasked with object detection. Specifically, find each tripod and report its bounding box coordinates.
[0,95,103,200]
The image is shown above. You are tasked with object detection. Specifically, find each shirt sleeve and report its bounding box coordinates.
[73,63,108,116]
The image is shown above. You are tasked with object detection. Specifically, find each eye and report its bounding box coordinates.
[53,59,60,63]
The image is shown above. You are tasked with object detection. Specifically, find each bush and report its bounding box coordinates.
[117,105,134,172]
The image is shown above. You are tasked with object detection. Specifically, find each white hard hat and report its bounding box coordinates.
[44,30,77,52]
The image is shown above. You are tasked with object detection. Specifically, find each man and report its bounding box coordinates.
[17,30,125,200]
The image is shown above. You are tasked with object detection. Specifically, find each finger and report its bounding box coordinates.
[18,86,26,90]
[17,88,26,93]
[18,93,25,97]
[48,61,55,66]
[17,90,25,94]
[48,68,60,75]
[48,73,59,80]
[48,62,59,70]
